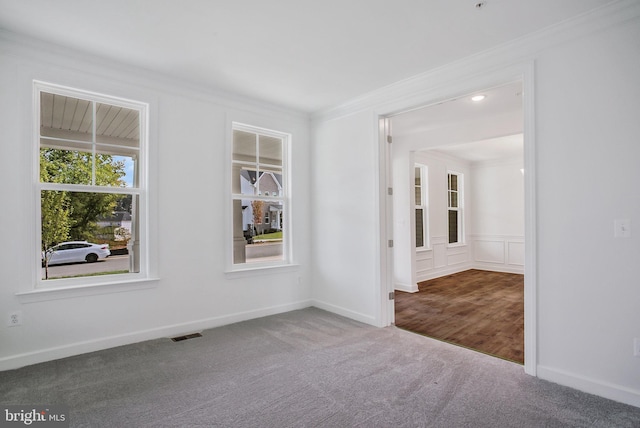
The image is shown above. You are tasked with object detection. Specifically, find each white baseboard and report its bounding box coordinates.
[416,263,472,282]
[310,299,377,326]
[537,365,640,408]
[472,263,524,275]
[0,300,313,371]
[394,282,419,293]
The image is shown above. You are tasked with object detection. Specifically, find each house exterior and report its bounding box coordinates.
[240,170,283,235]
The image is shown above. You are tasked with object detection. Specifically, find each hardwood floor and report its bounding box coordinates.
[394,269,524,364]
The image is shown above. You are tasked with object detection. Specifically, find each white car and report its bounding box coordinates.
[43,241,111,266]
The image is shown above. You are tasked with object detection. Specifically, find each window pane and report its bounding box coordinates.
[233,130,257,162]
[39,148,132,188]
[415,186,422,205]
[96,103,139,142]
[416,208,424,248]
[258,169,283,196]
[40,92,93,142]
[259,135,282,166]
[234,199,285,264]
[111,155,136,188]
[448,210,458,244]
[449,191,458,208]
[415,167,421,185]
[41,191,138,280]
[234,167,257,196]
[449,174,458,191]
[40,148,92,185]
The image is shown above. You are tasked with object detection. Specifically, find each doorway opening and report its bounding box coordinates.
[386,80,527,364]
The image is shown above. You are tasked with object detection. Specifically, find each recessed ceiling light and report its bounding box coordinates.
[471,95,486,102]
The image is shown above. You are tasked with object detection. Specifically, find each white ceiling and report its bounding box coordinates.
[392,81,523,138]
[429,134,523,163]
[0,0,613,113]
[392,81,523,162]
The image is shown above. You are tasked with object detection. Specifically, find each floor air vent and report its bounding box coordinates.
[171,333,202,342]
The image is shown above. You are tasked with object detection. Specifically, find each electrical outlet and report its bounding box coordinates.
[8,311,22,327]
[634,338,640,357]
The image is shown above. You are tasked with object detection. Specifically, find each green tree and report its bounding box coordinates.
[40,148,127,247]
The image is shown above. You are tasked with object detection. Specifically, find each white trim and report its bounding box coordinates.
[16,278,159,303]
[311,299,378,326]
[414,163,429,250]
[375,62,536,376]
[0,299,312,371]
[394,282,419,293]
[224,263,300,279]
[32,80,150,292]
[447,170,464,245]
[228,122,292,272]
[377,117,395,328]
[537,365,640,408]
[522,61,537,376]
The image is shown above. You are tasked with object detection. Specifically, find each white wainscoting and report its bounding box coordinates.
[415,236,472,282]
[471,235,524,274]
[413,235,524,285]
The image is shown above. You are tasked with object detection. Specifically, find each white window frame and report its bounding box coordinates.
[414,164,429,250]
[229,122,291,271]
[447,170,464,246]
[33,81,150,290]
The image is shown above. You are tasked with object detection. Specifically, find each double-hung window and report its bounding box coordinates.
[414,164,429,249]
[231,123,289,267]
[36,82,148,284]
[447,171,463,245]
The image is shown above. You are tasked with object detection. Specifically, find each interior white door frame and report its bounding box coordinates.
[376,61,537,376]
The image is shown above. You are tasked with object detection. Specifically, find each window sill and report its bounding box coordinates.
[416,247,432,253]
[447,243,467,249]
[16,277,160,303]
[224,263,299,279]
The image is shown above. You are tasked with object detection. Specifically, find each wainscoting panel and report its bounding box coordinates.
[433,242,447,269]
[508,241,525,266]
[416,249,434,281]
[471,235,524,274]
[475,240,505,264]
[415,236,471,282]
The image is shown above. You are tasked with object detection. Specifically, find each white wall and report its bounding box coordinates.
[309,110,380,324]
[412,151,472,283]
[470,157,525,273]
[0,33,311,370]
[534,15,640,403]
[312,3,640,407]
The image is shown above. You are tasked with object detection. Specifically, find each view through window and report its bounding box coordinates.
[447,172,463,244]
[37,83,146,282]
[415,164,428,249]
[231,124,289,266]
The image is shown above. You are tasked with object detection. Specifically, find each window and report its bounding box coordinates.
[414,164,429,249]
[447,172,463,244]
[36,82,147,283]
[231,123,289,266]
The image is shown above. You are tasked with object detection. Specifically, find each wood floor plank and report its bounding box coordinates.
[394,269,524,364]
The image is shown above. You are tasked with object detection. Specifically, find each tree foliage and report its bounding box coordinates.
[40,148,127,249]
[251,200,265,233]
